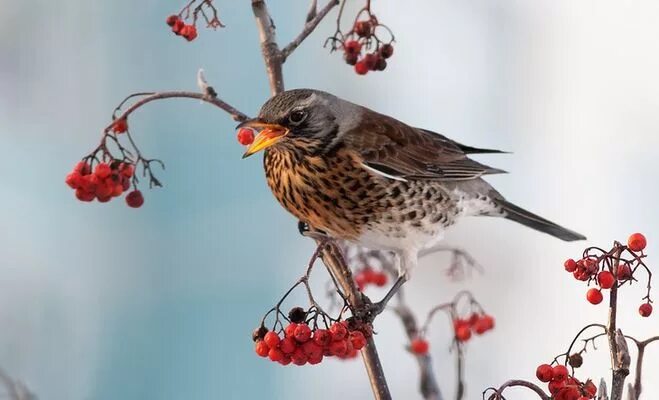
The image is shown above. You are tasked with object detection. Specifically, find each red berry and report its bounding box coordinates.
[65,172,82,189]
[617,264,632,280]
[268,347,284,362]
[302,341,323,359]
[564,258,578,272]
[455,325,472,342]
[264,331,280,348]
[279,337,297,354]
[363,53,378,70]
[293,323,312,343]
[172,19,185,35]
[586,288,603,305]
[284,323,298,338]
[94,163,112,179]
[480,315,495,331]
[344,53,359,66]
[112,184,124,197]
[330,322,348,341]
[312,329,332,347]
[75,188,95,202]
[290,347,308,365]
[119,163,135,178]
[410,338,429,355]
[350,330,367,350]
[548,379,566,395]
[354,20,373,37]
[536,364,554,382]
[112,118,128,133]
[181,24,198,41]
[166,15,179,27]
[372,272,388,287]
[639,303,653,317]
[255,340,269,357]
[379,44,394,59]
[74,161,91,175]
[236,128,255,146]
[354,61,369,75]
[344,40,362,55]
[597,271,615,289]
[278,355,291,366]
[125,190,144,208]
[375,57,387,71]
[355,272,368,290]
[552,365,569,382]
[628,233,647,252]
[583,380,597,397]
[95,182,114,199]
[328,339,348,356]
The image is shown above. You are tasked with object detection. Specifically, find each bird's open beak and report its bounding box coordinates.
[238,119,289,158]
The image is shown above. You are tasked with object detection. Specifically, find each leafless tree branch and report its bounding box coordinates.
[281,0,340,62]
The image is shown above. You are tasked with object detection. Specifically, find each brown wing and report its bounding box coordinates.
[342,109,506,181]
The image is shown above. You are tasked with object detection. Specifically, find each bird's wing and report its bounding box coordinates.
[342,109,506,181]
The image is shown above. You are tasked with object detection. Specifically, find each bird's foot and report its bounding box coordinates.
[358,275,407,319]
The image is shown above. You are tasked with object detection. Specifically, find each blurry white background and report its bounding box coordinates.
[0,0,658,399]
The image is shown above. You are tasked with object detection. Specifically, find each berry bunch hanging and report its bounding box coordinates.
[326,2,395,75]
[563,233,653,316]
[452,312,495,342]
[253,306,371,366]
[65,160,141,207]
[165,0,225,42]
[535,363,597,400]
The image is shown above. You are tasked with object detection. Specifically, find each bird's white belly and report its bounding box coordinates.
[356,220,447,254]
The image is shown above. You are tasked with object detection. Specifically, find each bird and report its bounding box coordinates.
[238,88,585,311]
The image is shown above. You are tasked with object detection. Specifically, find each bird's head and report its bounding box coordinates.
[238,89,361,158]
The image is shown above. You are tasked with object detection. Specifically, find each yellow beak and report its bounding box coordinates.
[238,120,289,158]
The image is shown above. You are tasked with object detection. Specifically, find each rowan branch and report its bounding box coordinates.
[607,245,630,400]
[281,0,340,62]
[484,379,551,400]
[624,335,659,399]
[251,0,284,95]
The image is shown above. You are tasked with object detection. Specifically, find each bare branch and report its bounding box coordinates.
[0,368,36,400]
[305,0,318,22]
[607,246,630,400]
[104,91,248,132]
[281,0,340,62]
[251,0,284,95]
[484,380,550,400]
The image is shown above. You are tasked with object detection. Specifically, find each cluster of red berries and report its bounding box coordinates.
[253,308,371,366]
[535,364,597,400]
[452,313,495,342]
[343,39,393,75]
[66,161,144,207]
[354,267,388,290]
[236,128,255,146]
[166,15,198,41]
[564,233,652,317]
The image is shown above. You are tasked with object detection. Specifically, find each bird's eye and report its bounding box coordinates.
[288,109,307,125]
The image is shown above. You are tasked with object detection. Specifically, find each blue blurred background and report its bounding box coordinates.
[1,0,658,399]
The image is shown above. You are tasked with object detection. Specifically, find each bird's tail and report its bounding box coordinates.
[494,199,586,242]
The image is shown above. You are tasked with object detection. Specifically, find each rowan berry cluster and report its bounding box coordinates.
[253,307,371,366]
[354,266,388,290]
[65,160,143,207]
[165,0,224,42]
[452,312,495,342]
[535,364,597,400]
[327,5,395,75]
[563,233,653,316]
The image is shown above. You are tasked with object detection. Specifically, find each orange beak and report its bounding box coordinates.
[238,120,289,158]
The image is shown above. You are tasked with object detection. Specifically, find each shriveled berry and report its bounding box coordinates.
[363,53,378,70]
[583,380,597,397]
[252,326,268,342]
[288,307,307,323]
[344,53,359,66]
[564,258,578,272]
[126,190,144,208]
[586,288,603,305]
[166,15,179,27]
[312,329,332,347]
[112,118,128,133]
[293,323,312,343]
[639,303,653,317]
[552,365,569,382]
[536,364,554,382]
[255,340,269,357]
[628,233,647,252]
[568,353,583,368]
[597,271,615,289]
[617,264,632,280]
[264,331,281,348]
[375,57,387,71]
[379,44,394,59]
[354,20,373,37]
[330,322,348,341]
[355,61,369,75]
[410,338,429,355]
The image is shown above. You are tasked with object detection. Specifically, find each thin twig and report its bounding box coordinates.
[608,245,630,400]
[281,0,340,62]
[484,379,550,400]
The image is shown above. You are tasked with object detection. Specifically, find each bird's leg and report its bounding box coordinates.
[363,251,415,317]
